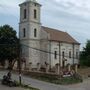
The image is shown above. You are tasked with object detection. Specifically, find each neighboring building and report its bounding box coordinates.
[19,0,80,70]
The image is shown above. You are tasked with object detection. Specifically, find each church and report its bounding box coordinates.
[19,0,80,70]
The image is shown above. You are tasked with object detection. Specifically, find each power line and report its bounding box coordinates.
[21,44,79,59]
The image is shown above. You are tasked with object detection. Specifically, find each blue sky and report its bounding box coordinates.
[0,0,90,49]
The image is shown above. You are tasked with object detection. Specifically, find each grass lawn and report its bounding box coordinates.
[23,72,83,85]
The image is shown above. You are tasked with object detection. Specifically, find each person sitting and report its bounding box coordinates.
[7,71,12,80]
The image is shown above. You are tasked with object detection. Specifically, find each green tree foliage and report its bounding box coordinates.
[80,40,90,66]
[0,25,19,67]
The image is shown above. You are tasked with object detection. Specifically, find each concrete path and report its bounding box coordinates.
[0,70,90,90]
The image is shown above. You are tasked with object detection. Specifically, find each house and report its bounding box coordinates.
[19,0,80,70]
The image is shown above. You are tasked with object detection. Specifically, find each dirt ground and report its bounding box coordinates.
[78,67,90,78]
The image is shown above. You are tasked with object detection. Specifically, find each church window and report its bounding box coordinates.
[24,9,27,19]
[34,9,37,19]
[34,28,37,37]
[23,28,26,37]
[76,51,78,59]
[62,51,65,58]
[54,51,57,59]
[69,51,71,58]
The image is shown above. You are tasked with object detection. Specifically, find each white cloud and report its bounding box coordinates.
[1,0,90,18]
[0,0,25,17]
[53,0,90,18]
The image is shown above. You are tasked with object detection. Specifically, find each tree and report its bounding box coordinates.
[0,25,19,68]
[80,40,90,66]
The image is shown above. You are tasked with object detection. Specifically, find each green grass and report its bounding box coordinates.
[55,76,82,85]
[36,75,82,85]
[24,72,83,85]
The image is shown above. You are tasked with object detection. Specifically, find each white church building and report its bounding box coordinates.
[19,0,80,70]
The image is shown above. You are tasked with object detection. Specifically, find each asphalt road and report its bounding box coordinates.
[0,70,90,90]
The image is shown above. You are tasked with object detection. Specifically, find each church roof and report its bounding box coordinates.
[42,26,80,44]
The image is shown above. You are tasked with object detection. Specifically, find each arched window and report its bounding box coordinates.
[62,51,65,58]
[69,51,71,58]
[34,28,37,37]
[76,52,78,59]
[23,28,26,37]
[54,51,57,59]
[24,9,27,19]
[34,9,37,19]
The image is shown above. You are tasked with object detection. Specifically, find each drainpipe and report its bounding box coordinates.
[73,43,75,65]
[59,42,61,74]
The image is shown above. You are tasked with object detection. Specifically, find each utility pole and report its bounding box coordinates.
[18,44,22,85]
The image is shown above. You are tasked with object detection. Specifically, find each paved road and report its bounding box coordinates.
[0,70,90,90]
[0,84,24,90]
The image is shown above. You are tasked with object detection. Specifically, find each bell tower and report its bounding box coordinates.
[19,0,41,69]
[19,0,41,39]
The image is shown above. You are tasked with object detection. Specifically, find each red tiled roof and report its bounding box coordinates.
[42,26,80,44]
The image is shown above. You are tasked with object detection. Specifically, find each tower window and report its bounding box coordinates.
[23,28,26,37]
[34,9,37,19]
[69,51,71,58]
[24,9,27,19]
[34,3,37,6]
[54,51,57,59]
[34,28,37,37]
